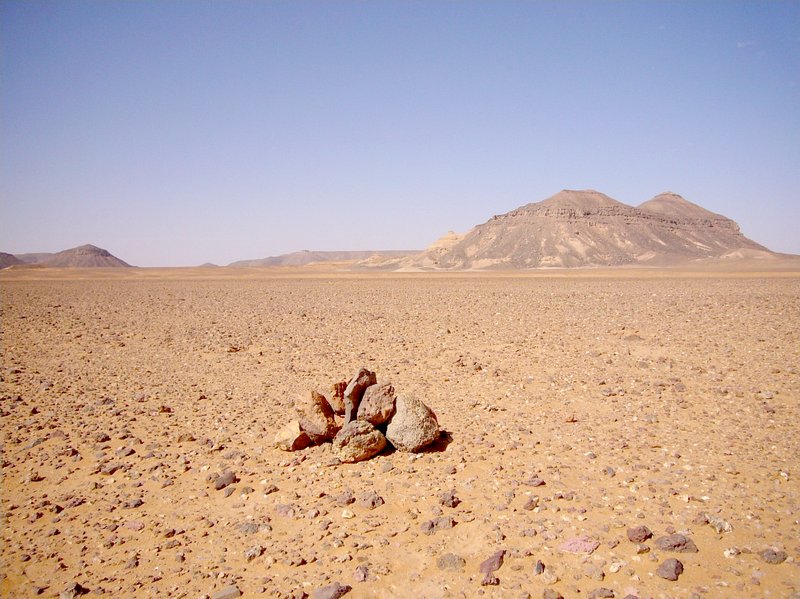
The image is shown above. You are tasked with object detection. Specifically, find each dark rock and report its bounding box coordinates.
[333,420,386,463]
[420,516,456,535]
[479,549,506,574]
[534,560,545,575]
[344,368,377,424]
[311,582,351,599]
[214,471,236,490]
[627,525,653,543]
[296,390,338,443]
[439,489,461,508]
[384,395,440,452]
[59,582,89,598]
[654,533,698,553]
[335,490,355,506]
[357,382,396,425]
[356,490,384,509]
[437,553,466,571]
[656,558,684,581]
[542,591,564,599]
[589,589,615,599]
[760,548,788,564]
[353,565,369,582]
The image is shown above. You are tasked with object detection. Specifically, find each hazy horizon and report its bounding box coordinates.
[2,2,799,267]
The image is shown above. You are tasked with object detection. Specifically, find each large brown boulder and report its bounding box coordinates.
[274,420,311,451]
[357,382,396,425]
[343,368,377,423]
[385,395,440,452]
[296,390,338,444]
[333,420,387,463]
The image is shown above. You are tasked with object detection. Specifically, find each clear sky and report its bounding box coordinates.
[1,1,798,266]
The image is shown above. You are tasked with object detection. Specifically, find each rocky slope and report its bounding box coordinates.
[367,190,772,270]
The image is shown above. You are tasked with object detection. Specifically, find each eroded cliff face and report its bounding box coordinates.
[400,190,770,269]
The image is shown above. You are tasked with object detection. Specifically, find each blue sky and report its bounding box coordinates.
[2,1,798,266]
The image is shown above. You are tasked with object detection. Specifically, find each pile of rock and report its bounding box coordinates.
[274,367,440,462]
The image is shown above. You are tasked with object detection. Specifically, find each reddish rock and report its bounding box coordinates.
[296,390,338,443]
[357,382,396,425]
[326,381,348,415]
[343,368,377,423]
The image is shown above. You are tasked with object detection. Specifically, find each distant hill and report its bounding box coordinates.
[229,249,419,267]
[1,244,131,268]
[363,190,775,270]
[0,252,25,269]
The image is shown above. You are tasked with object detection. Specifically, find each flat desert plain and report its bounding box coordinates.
[1,267,799,599]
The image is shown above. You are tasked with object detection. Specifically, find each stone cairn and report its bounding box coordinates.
[274,367,440,462]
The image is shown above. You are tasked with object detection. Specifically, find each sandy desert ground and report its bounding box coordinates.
[1,267,799,599]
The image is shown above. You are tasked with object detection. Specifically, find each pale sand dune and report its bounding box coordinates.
[1,268,798,598]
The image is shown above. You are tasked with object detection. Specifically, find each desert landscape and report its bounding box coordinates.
[1,265,798,599]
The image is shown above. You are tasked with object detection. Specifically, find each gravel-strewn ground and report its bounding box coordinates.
[2,269,798,598]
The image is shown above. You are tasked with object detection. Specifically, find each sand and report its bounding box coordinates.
[1,267,798,598]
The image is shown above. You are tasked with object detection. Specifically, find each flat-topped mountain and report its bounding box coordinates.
[365,190,772,270]
[2,244,131,268]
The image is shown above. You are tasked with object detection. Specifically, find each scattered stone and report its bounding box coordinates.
[439,489,461,508]
[296,390,338,443]
[353,565,369,582]
[274,420,312,452]
[559,536,600,554]
[384,395,440,452]
[534,560,545,575]
[211,585,242,599]
[59,582,89,598]
[357,382,396,425]
[437,553,466,571]
[589,589,615,599]
[344,368,377,423]
[244,545,264,561]
[356,490,384,509]
[542,590,564,599]
[760,548,788,564]
[311,582,351,599]
[480,549,506,586]
[656,558,684,581]
[420,516,456,535]
[627,525,652,543]
[333,420,387,463]
[704,513,733,533]
[654,533,698,553]
[214,471,237,491]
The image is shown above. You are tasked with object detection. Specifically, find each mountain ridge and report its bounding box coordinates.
[362,190,774,270]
